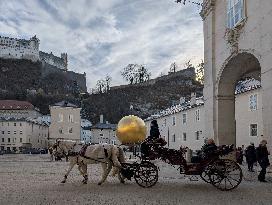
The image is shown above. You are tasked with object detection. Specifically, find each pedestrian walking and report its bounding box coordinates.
[245,142,256,172]
[256,140,270,182]
[236,147,243,165]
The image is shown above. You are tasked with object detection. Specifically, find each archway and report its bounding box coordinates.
[215,52,261,146]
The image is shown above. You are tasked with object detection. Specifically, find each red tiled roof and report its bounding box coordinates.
[0,100,34,110]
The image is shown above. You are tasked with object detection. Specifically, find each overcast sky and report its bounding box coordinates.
[0,0,203,90]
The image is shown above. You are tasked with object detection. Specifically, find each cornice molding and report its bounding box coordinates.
[200,0,216,20]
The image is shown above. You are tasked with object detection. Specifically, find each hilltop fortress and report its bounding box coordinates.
[0,35,68,70]
[0,35,86,91]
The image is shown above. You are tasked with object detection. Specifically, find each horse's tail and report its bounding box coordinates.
[111,146,126,177]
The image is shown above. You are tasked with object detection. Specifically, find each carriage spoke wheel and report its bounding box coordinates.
[200,165,213,183]
[209,159,243,191]
[134,161,158,188]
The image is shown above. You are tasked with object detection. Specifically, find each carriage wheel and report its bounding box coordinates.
[134,161,158,188]
[200,164,213,183]
[209,159,243,191]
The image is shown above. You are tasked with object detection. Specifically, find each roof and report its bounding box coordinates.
[53,101,78,108]
[235,78,261,95]
[0,116,49,126]
[91,123,116,130]
[0,100,34,110]
[145,97,204,121]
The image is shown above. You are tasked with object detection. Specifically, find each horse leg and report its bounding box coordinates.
[78,163,88,184]
[61,161,75,183]
[98,162,112,185]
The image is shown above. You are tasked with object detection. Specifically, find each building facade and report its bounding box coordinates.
[49,101,81,143]
[201,0,272,151]
[0,118,49,152]
[0,35,39,62]
[90,115,118,145]
[81,119,92,143]
[145,86,262,151]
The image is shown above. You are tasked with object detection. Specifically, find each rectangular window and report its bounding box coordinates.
[183,133,187,141]
[59,114,63,122]
[8,138,10,143]
[20,131,23,135]
[8,131,10,134]
[68,114,74,123]
[68,127,73,133]
[250,124,257,137]
[20,123,22,126]
[2,131,4,134]
[14,123,16,126]
[20,138,22,143]
[227,0,244,28]
[172,116,176,126]
[249,94,257,111]
[14,131,16,134]
[195,110,200,121]
[182,113,187,124]
[2,138,4,142]
[195,131,200,140]
[172,134,176,142]
[100,133,104,137]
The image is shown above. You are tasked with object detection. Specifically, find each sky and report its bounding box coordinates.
[0,0,203,90]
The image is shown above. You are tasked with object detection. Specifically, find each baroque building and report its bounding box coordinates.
[201,0,272,151]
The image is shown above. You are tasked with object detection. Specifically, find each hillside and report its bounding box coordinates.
[0,58,83,114]
[82,68,203,123]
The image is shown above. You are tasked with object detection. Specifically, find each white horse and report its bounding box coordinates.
[53,140,125,185]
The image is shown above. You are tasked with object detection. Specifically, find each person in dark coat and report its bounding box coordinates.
[149,120,160,140]
[256,140,270,182]
[236,147,243,165]
[245,142,256,172]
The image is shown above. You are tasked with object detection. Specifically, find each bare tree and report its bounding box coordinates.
[105,75,112,92]
[196,60,204,84]
[96,79,106,93]
[121,64,151,84]
[169,62,177,73]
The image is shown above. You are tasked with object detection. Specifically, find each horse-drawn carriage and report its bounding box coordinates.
[120,138,243,191]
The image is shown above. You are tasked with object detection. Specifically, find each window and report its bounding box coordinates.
[183,133,187,141]
[14,131,16,134]
[249,94,257,111]
[20,123,22,126]
[14,123,16,126]
[227,0,244,28]
[195,110,200,121]
[2,138,4,142]
[8,138,10,143]
[250,124,257,137]
[182,113,187,124]
[2,131,4,134]
[8,131,10,134]
[172,116,176,126]
[59,114,63,122]
[20,131,22,135]
[68,114,74,123]
[68,128,73,133]
[59,128,63,134]
[172,134,176,142]
[100,133,104,137]
[195,131,200,140]
[20,138,22,143]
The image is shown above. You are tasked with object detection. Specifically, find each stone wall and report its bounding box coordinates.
[39,51,67,70]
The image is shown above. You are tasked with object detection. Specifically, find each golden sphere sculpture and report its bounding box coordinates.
[116,115,147,144]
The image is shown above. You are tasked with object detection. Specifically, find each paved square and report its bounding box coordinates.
[0,154,271,205]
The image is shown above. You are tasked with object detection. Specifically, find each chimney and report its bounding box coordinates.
[100,114,104,123]
[180,97,186,105]
[190,92,196,106]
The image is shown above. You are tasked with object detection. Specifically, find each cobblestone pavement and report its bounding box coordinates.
[0,154,271,205]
